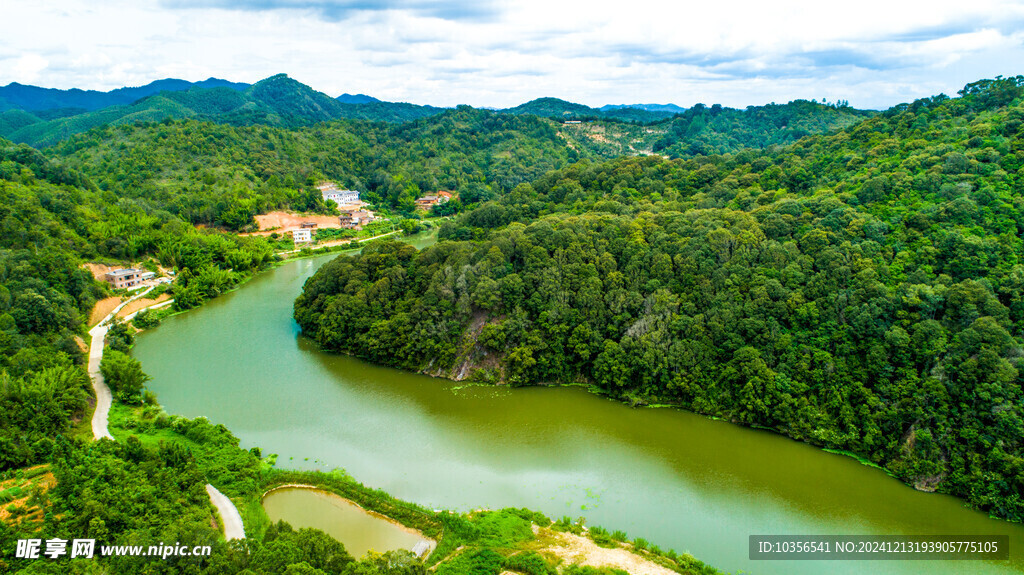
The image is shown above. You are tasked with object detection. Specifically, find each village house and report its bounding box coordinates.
[339,210,375,229]
[104,268,154,289]
[318,182,361,208]
[300,222,318,229]
[293,228,313,243]
[414,191,453,211]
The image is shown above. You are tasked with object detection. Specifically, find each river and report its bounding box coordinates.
[134,241,1024,575]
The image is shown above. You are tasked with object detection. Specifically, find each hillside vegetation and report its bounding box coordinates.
[295,76,1024,521]
[1,132,718,574]
[50,106,585,227]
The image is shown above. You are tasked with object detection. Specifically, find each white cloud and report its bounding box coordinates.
[1,0,1022,109]
[10,54,49,84]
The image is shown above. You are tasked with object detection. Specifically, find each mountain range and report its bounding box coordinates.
[0,73,870,153]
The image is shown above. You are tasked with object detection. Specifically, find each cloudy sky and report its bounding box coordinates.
[3,0,1023,109]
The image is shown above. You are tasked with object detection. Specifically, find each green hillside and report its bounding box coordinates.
[295,76,1024,522]
[651,99,873,157]
[50,105,587,227]
[0,77,249,112]
[502,97,674,122]
[0,134,720,575]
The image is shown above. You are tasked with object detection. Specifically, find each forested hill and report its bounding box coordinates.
[0,74,448,148]
[0,134,281,468]
[500,97,676,122]
[294,76,1024,521]
[51,106,580,228]
[650,99,873,157]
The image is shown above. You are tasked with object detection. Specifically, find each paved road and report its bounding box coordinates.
[86,289,245,540]
[206,484,246,540]
[87,287,154,440]
[278,230,400,255]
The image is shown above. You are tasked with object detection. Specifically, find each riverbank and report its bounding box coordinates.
[134,244,1024,575]
[86,289,246,541]
[104,397,720,574]
[257,470,716,574]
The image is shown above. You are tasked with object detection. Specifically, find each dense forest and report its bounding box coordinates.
[0,119,719,573]
[43,94,870,231]
[0,136,278,471]
[5,67,1024,573]
[295,76,1024,521]
[49,108,578,227]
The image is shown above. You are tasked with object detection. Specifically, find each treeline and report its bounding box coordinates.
[295,76,1024,521]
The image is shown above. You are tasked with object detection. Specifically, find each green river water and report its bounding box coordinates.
[133,241,1024,575]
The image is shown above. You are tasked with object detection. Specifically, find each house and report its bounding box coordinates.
[414,192,451,210]
[319,182,361,207]
[323,189,360,206]
[293,229,313,243]
[105,268,143,289]
[138,271,156,281]
[300,222,318,229]
[339,210,375,229]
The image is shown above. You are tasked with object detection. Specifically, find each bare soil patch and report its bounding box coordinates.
[540,529,678,575]
[117,293,172,318]
[248,211,342,235]
[89,296,123,326]
[83,263,114,281]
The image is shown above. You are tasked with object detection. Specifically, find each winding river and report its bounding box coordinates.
[134,240,1024,575]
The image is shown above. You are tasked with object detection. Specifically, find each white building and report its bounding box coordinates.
[293,229,313,243]
[318,182,361,207]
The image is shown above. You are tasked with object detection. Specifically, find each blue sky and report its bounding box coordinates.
[3,0,1023,109]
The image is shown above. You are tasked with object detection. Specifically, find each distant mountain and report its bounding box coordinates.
[243,73,349,123]
[0,75,873,158]
[0,77,249,112]
[600,103,687,114]
[0,74,449,147]
[502,97,674,122]
[337,93,381,104]
[503,97,596,117]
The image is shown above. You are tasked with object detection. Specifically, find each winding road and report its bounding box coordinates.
[87,288,245,540]
[206,484,246,540]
